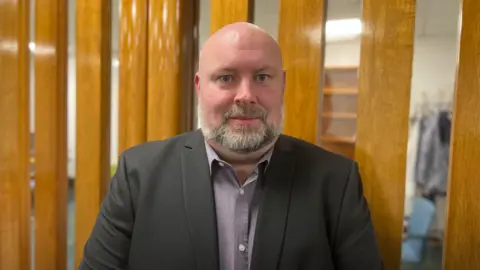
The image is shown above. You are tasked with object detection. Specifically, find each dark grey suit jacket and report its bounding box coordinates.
[80,130,383,270]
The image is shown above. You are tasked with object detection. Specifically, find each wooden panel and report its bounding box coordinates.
[320,141,355,158]
[75,0,112,268]
[118,0,147,153]
[0,1,31,269]
[34,0,68,269]
[278,0,326,144]
[147,0,197,141]
[443,0,480,268]
[210,0,253,33]
[355,0,416,269]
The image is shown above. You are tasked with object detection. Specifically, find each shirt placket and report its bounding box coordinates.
[234,172,257,270]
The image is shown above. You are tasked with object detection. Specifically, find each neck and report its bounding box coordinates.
[207,139,277,166]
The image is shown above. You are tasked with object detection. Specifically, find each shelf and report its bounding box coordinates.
[322,112,357,119]
[323,88,358,95]
[320,135,356,144]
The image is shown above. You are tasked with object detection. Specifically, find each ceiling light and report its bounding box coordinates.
[326,18,362,41]
[306,18,362,43]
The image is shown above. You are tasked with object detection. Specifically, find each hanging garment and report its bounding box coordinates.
[414,113,450,195]
[438,111,452,144]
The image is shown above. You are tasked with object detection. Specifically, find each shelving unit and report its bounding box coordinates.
[320,66,359,159]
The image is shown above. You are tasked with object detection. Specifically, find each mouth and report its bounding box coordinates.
[228,117,260,125]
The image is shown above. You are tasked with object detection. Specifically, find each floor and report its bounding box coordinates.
[401,242,443,270]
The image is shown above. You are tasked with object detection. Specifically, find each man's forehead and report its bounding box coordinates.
[199,25,282,73]
[205,49,277,72]
[221,30,241,45]
[208,32,269,53]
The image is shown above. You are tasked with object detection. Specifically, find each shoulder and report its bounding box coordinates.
[278,135,361,209]
[119,130,196,168]
[279,134,354,168]
[278,134,357,185]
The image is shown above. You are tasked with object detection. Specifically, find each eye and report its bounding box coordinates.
[217,75,234,83]
[255,74,270,82]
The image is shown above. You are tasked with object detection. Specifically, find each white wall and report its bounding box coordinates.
[67,58,76,177]
[324,36,458,111]
[62,1,459,176]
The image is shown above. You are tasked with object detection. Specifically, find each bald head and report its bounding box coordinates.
[199,22,283,73]
[195,22,285,154]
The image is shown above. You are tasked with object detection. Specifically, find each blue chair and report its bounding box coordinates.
[401,197,436,263]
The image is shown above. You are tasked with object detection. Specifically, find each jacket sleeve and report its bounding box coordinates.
[332,161,384,270]
[79,153,135,269]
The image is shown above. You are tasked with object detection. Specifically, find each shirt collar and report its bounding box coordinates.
[204,140,274,175]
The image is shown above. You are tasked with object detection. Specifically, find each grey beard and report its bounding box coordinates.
[203,121,280,153]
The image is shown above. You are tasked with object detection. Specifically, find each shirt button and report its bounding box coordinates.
[239,189,244,195]
[239,244,246,252]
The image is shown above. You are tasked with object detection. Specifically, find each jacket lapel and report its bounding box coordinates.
[250,135,296,270]
[181,130,219,270]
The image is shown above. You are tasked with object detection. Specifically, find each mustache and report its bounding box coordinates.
[223,104,267,121]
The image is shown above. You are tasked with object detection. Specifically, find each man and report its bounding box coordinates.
[80,22,383,270]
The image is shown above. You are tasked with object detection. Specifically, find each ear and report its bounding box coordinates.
[281,70,286,95]
[194,72,201,95]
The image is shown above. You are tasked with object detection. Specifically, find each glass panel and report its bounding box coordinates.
[321,1,362,159]
[401,0,460,268]
[253,0,279,40]
[67,0,76,268]
[111,0,120,166]
[195,0,211,129]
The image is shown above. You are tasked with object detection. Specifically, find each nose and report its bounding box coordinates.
[234,79,257,104]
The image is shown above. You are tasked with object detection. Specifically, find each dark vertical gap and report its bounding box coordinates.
[247,0,255,23]
[100,0,112,200]
[145,0,150,139]
[180,0,199,133]
[29,0,36,268]
[316,0,328,146]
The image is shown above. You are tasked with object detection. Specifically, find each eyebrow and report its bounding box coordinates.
[210,65,277,75]
[255,66,275,73]
[213,67,237,74]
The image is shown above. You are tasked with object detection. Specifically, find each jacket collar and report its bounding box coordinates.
[182,130,296,270]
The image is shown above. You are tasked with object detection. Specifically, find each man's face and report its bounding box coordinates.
[196,31,285,153]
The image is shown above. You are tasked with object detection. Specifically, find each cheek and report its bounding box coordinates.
[200,95,234,122]
[259,93,283,115]
[203,92,234,113]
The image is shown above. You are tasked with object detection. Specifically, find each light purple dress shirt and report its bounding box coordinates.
[204,142,273,270]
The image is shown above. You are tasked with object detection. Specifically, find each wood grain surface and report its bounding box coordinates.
[278,0,326,144]
[443,0,480,268]
[147,0,197,140]
[355,0,416,269]
[210,0,253,33]
[34,0,68,269]
[0,1,31,269]
[119,0,148,153]
[75,0,112,268]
